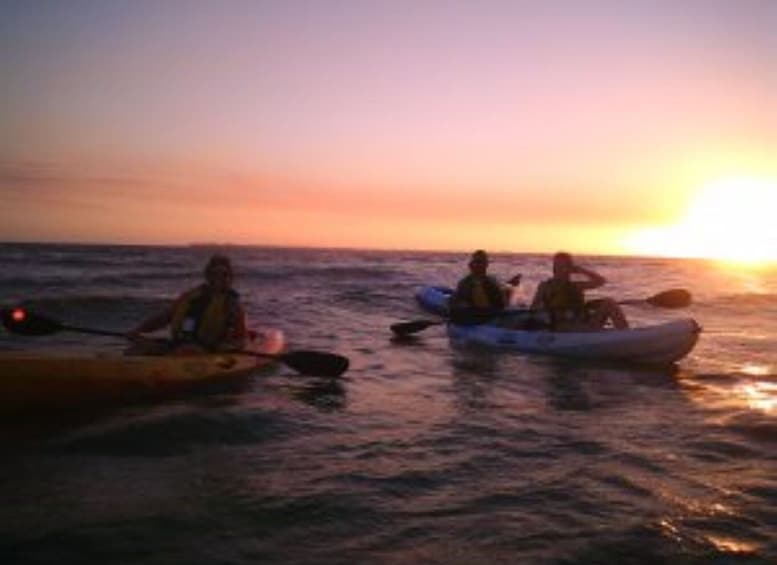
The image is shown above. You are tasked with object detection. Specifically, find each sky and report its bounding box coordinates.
[1,0,775,257]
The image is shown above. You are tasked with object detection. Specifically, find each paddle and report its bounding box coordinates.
[1,308,349,378]
[390,307,506,336]
[390,318,444,336]
[390,288,692,337]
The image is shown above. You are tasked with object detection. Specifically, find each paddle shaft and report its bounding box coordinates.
[12,314,286,361]
[2,308,350,377]
[60,323,127,338]
[61,323,283,360]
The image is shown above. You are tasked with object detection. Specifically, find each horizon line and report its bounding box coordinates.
[0,237,731,263]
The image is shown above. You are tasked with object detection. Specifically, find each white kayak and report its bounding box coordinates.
[414,284,700,364]
[448,318,700,365]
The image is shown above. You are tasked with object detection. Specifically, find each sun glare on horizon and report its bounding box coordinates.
[627,177,777,265]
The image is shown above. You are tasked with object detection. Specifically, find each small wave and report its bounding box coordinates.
[560,521,768,565]
[88,269,193,285]
[0,295,170,332]
[54,406,289,457]
[16,294,167,311]
[692,372,747,383]
[689,371,777,385]
[722,411,777,443]
[697,292,777,310]
[0,275,74,288]
[685,439,759,461]
[238,264,402,282]
[0,269,193,288]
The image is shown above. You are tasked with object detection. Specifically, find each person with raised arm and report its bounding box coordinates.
[531,251,629,331]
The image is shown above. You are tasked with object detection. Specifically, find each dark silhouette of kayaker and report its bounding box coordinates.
[531,251,629,330]
[450,249,522,313]
[126,254,247,354]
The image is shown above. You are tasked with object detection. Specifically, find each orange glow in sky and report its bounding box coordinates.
[1,2,775,255]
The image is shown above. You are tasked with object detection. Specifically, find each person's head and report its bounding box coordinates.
[468,249,490,276]
[552,252,574,280]
[204,254,234,291]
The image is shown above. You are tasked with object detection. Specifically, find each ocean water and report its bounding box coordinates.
[0,242,775,564]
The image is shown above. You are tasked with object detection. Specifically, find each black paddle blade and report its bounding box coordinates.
[1,308,64,336]
[280,350,350,378]
[390,319,440,336]
[646,288,692,309]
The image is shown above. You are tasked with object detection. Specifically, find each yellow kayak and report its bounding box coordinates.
[0,330,285,414]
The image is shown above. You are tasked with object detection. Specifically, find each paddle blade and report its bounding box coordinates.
[1,308,64,336]
[646,288,692,309]
[390,319,440,336]
[279,350,350,378]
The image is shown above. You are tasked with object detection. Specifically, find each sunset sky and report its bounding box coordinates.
[1,1,775,259]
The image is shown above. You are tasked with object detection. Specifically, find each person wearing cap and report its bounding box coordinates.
[127,254,247,354]
[530,251,628,331]
[450,249,522,312]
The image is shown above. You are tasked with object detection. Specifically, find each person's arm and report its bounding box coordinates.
[503,274,522,305]
[572,264,606,291]
[127,306,173,339]
[530,281,546,310]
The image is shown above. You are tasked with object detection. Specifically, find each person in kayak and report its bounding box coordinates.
[126,254,247,354]
[450,249,522,314]
[530,251,629,331]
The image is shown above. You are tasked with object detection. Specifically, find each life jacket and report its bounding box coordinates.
[456,275,505,310]
[170,285,241,348]
[541,279,585,323]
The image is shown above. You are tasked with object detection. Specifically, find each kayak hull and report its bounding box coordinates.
[418,284,700,365]
[448,318,700,366]
[0,330,285,414]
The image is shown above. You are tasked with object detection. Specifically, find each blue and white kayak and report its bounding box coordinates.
[416,285,700,364]
[448,318,701,365]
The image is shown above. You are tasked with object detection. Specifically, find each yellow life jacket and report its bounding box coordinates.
[456,275,505,310]
[170,285,238,347]
[542,279,585,317]
[471,279,491,308]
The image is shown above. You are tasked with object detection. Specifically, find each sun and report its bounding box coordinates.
[627,176,777,264]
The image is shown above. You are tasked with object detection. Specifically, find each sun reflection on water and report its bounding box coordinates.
[741,363,772,377]
[706,536,758,554]
[736,381,777,414]
[659,497,759,557]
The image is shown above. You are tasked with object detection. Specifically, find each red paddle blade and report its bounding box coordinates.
[1,308,64,336]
